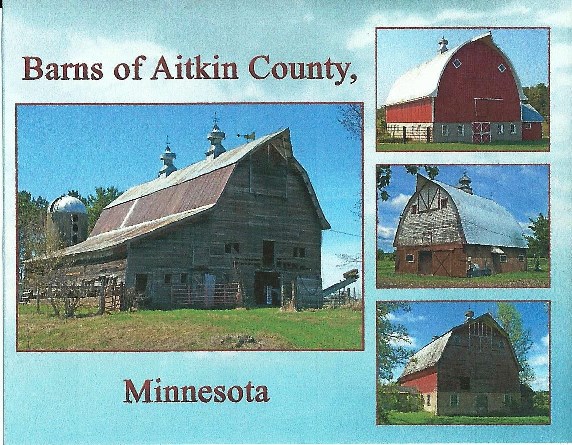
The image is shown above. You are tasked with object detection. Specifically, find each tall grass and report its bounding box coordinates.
[17,304,363,351]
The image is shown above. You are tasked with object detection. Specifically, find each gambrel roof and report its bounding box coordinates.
[414,175,527,248]
[399,313,515,380]
[385,32,527,106]
[53,128,329,257]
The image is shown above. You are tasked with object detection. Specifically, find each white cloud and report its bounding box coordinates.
[346,13,431,51]
[389,335,417,349]
[389,193,411,209]
[377,224,395,240]
[530,353,549,367]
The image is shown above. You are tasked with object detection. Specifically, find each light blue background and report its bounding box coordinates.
[3,1,572,443]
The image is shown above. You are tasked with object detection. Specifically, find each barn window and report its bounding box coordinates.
[518,254,525,262]
[405,254,414,263]
[180,273,188,284]
[439,198,448,209]
[164,273,172,284]
[411,204,418,215]
[451,334,461,345]
[135,274,148,293]
[450,394,459,407]
[498,339,505,349]
[457,125,464,136]
[71,214,78,222]
[510,123,517,134]
[504,394,512,404]
[452,58,462,69]
[72,234,78,244]
[225,243,240,254]
[500,255,508,263]
[498,63,506,72]
[460,377,470,390]
[497,124,505,135]
[426,394,431,406]
[441,125,449,136]
[294,247,306,258]
[525,122,532,129]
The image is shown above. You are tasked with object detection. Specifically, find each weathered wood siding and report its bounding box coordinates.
[395,244,467,277]
[465,245,527,274]
[395,182,462,247]
[122,143,323,307]
[436,322,521,415]
[212,146,323,304]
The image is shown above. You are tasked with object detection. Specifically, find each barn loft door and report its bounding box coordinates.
[472,122,491,144]
[262,240,275,267]
[418,251,432,275]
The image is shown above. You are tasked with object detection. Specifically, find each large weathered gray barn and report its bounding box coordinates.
[46,123,330,307]
[398,312,522,416]
[393,173,527,277]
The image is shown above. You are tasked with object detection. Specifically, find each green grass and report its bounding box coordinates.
[383,410,549,425]
[377,138,549,152]
[376,258,550,288]
[17,303,363,351]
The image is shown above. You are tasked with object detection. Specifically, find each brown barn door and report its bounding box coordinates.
[433,250,452,276]
[418,251,432,275]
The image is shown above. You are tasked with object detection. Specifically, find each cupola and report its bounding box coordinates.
[205,115,226,160]
[158,138,177,178]
[457,171,473,194]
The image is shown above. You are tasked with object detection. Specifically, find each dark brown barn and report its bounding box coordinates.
[43,123,330,307]
[393,173,527,277]
[398,312,521,416]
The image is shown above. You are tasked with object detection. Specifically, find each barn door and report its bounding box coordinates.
[475,394,489,415]
[418,251,432,275]
[472,122,491,144]
[433,250,452,276]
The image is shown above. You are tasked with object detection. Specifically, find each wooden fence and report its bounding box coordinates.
[383,125,433,143]
[170,283,242,309]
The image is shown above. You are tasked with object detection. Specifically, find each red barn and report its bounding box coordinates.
[384,32,544,143]
[398,312,522,416]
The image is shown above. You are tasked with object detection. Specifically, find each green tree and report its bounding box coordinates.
[524,213,549,258]
[86,186,122,232]
[337,103,363,140]
[376,302,413,382]
[376,165,439,201]
[523,83,549,119]
[496,303,535,384]
[17,191,49,263]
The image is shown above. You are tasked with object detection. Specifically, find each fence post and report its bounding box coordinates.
[98,284,105,315]
[402,126,407,144]
[36,289,40,313]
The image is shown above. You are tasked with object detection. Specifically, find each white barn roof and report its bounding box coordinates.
[420,175,527,248]
[385,33,527,106]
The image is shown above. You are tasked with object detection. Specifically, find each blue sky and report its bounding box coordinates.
[17,103,362,287]
[377,165,549,252]
[377,28,549,105]
[385,301,550,391]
